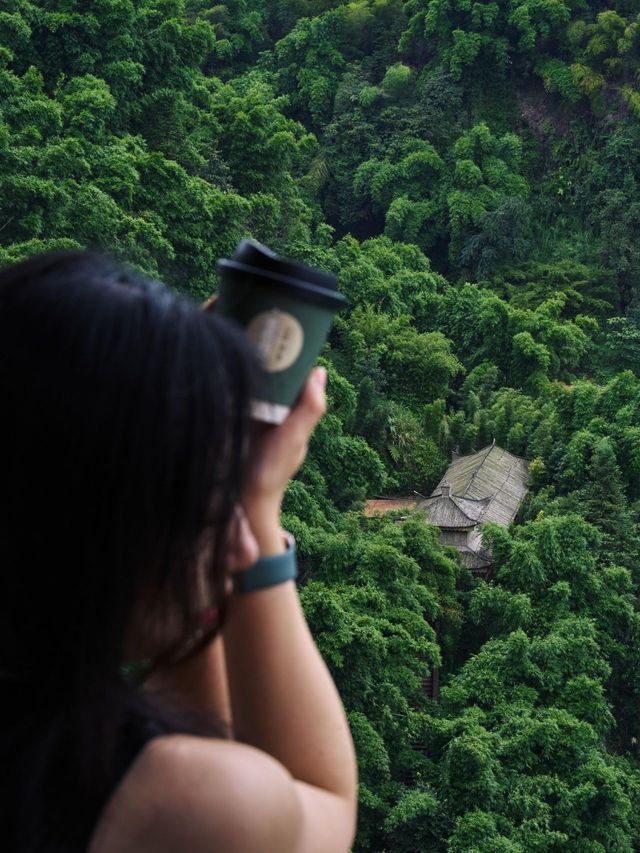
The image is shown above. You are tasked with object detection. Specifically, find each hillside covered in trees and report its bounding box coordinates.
[2,0,640,849]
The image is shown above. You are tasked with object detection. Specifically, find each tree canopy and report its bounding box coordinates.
[2,0,640,848]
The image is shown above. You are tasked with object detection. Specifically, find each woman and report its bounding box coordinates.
[0,251,358,852]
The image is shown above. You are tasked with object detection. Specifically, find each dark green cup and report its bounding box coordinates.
[214,240,347,423]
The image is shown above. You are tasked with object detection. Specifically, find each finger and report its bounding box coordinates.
[283,366,327,440]
[201,293,218,312]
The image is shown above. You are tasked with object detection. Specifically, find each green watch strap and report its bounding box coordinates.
[231,537,297,594]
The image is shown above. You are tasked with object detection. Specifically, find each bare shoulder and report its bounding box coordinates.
[89,735,303,853]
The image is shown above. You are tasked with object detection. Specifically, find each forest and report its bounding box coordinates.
[1,0,640,849]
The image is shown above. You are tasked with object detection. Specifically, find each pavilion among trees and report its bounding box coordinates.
[418,441,529,702]
[364,441,529,577]
[418,440,530,578]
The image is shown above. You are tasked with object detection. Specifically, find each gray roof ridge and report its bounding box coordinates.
[420,493,477,526]
[475,455,529,523]
[450,495,486,520]
[452,494,491,505]
[462,442,496,498]
[475,492,497,523]
[447,495,481,524]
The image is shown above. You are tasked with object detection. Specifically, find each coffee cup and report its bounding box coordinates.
[212,240,346,423]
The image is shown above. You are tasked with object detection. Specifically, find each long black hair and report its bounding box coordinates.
[0,251,256,850]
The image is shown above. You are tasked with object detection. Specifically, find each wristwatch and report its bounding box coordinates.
[231,530,297,595]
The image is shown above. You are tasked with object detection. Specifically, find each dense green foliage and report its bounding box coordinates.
[2,1,640,848]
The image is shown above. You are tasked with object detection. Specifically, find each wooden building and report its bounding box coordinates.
[363,443,528,703]
[417,440,529,578]
[416,441,528,702]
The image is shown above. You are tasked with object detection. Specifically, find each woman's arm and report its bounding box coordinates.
[222,368,358,835]
[223,512,357,802]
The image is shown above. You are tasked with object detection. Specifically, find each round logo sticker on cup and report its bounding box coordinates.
[246,309,304,373]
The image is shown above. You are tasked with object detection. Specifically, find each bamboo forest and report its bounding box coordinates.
[2,1,640,849]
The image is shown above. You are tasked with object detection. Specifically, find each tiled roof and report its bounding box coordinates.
[418,494,486,528]
[419,442,529,528]
[457,546,493,570]
[417,443,529,571]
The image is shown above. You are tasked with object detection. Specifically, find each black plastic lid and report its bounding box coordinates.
[217,239,346,311]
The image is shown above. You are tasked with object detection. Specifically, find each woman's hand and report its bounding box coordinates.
[241,367,327,551]
[224,362,328,578]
